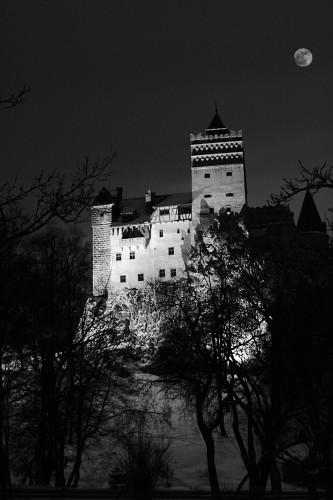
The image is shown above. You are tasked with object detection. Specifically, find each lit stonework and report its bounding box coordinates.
[91,110,247,295]
[191,110,247,236]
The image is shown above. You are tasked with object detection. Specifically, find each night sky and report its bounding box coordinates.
[1,1,332,226]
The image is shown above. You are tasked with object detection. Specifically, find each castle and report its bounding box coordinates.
[91,109,327,296]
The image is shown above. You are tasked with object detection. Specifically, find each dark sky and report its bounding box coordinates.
[1,0,332,224]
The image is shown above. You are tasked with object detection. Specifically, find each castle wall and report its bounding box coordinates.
[192,163,246,231]
[108,216,191,290]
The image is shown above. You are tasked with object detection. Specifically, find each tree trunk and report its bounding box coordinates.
[269,459,281,493]
[66,447,83,488]
[0,346,12,495]
[195,401,220,497]
[35,351,56,485]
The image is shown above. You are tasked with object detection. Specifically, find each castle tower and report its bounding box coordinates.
[91,187,113,296]
[297,190,328,251]
[190,108,247,234]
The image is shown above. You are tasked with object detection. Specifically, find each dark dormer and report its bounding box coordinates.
[121,210,137,223]
[122,227,144,239]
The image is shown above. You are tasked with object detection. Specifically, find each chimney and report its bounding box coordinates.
[145,189,152,213]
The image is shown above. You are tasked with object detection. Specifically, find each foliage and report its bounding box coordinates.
[1,227,140,487]
[151,217,269,496]
[110,430,173,498]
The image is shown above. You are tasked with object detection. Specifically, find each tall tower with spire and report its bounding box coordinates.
[190,108,247,234]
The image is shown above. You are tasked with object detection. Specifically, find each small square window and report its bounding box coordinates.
[226,171,232,177]
[130,251,135,260]
[116,253,122,261]
[138,274,144,282]
[168,247,174,255]
[170,269,176,277]
[209,208,214,214]
[159,269,165,278]
[204,173,210,178]
[159,230,163,237]
[120,275,126,283]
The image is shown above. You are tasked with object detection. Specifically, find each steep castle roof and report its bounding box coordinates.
[297,191,326,233]
[92,187,113,206]
[205,110,229,134]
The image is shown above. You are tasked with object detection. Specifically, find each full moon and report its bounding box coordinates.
[294,48,313,67]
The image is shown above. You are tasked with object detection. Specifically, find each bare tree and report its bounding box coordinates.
[0,85,30,111]
[153,221,267,497]
[270,162,333,229]
[0,152,115,246]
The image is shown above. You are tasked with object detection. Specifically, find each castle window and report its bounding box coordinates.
[204,194,211,198]
[130,251,135,260]
[138,274,144,281]
[116,253,122,261]
[226,171,232,176]
[204,173,210,178]
[112,228,114,235]
[226,193,234,197]
[226,206,231,215]
[159,230,163,237]
[187,229,190,234]
[168,247,174,255]
[120,275,126,283]
[159,269,165,278]
[177,228,180,234]
[117,228,119,235]
[170,269,176,277]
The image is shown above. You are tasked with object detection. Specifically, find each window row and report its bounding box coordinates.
[120,269,177,283]
[204,172,233,178]
[159,229,190,237]
[116,247,176,261]
[203,193,234,199]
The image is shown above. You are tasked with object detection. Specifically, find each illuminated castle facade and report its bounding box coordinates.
[91,110,247,295]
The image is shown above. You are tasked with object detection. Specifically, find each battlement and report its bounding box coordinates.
[190,130,243,143]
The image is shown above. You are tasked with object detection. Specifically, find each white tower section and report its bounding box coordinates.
[191,110,247,235]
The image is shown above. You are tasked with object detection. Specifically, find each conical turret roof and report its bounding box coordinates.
[206,109,229,134]
[92,187,113,206]
[297,190,326,233]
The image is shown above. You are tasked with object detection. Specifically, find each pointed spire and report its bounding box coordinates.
[297,190,326,233]
[206,104,229,134]
[92,187,113,206]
